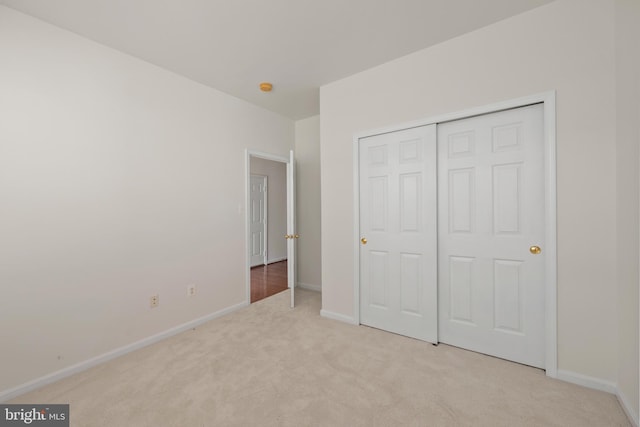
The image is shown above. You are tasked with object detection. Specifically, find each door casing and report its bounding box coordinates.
[352,91,557,378]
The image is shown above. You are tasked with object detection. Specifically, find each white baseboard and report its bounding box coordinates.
[556,369,617,394]
[555,368,638,425]
[320,309,358,325]
[267,257,287,264]
[0,301,249,403]
[297,282,321,292]
[616,388,639,427]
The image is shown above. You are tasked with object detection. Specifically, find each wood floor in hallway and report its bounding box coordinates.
[251,260,288,303]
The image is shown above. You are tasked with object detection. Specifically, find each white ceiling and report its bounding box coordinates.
[0,0,552,120]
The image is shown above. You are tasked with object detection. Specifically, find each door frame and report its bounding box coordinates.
[249,174,268,267]
[352,91,557,377]
[245,150,294,305]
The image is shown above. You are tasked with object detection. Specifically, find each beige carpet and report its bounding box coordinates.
[11,289,629,426]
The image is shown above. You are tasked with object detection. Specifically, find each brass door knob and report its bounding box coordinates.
[294,234,299,239]
[284,234,290,239]
[529,245,541,254]
[361,238,367,245]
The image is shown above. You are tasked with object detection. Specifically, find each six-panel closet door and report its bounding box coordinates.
[359,125,438,343]
[358,104,546,368]
[437,104,545,368]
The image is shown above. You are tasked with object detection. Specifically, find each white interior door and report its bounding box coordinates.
[249,175,267,267]
[359,125,438,342]
[286,150,297,308]
[437,104,545,368]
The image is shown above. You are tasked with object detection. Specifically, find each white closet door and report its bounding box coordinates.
[249,175,267,267]
[438,104,545,368]
[359,125,438,343]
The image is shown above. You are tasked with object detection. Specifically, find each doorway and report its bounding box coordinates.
[355,93,556,373]
[245,150,297,307]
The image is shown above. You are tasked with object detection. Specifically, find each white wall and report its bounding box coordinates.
[0,6,294,396]
[615,0,640,421]
[294,116,322,290]
[250,158,287,263]
[321,0,623,390]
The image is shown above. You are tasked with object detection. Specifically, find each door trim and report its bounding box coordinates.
[352,91,557,377]
[245,150,290,305]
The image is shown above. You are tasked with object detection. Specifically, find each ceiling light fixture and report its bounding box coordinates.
[259,82,273,92]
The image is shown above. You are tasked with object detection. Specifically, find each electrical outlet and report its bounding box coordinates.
[187,284,196,297]
[150,295,159,308]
